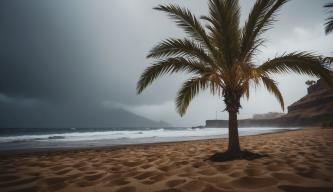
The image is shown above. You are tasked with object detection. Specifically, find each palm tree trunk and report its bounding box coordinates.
[227,110,241,154]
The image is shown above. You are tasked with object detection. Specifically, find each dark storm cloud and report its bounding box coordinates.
[0,0,180,105]
[0,1,102,102]
[0,0,332,127]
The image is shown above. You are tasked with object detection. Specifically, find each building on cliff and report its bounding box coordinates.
[206,76,333,128]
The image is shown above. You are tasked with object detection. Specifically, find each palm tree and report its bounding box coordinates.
[137,0,332,159]
[325,2,333,34]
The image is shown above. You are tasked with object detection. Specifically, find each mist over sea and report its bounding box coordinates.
[0,127,299,152]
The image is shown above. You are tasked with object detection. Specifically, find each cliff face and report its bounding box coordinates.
[281,78,333,127]
[206,76,333,128]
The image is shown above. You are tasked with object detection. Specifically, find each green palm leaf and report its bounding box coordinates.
[201,0,241,66]
[154,4,216,56]
[260,76,285,110]
[240,0,288,62]
[176,76,210,116]
[323,56,333,64]
[259,52,332,85]
[324,3,333,34]
[147,38,212,64]
[137,57,211,94]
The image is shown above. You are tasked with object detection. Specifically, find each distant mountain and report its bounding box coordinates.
[0,105,171,128]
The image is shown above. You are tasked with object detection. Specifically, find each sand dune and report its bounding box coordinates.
[1,128,333,192]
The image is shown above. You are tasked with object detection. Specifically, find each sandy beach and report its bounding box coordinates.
[1,128,333,192]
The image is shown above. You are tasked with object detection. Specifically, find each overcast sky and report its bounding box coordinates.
[0,0,332,127]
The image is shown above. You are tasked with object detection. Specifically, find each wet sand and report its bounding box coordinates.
[1,128,333,192]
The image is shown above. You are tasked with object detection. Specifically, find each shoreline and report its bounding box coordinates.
[0,127,303,158]
[0,127,332,192]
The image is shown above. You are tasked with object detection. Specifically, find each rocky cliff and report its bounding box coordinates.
[280,77,333,127]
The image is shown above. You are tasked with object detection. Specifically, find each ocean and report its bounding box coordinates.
[0,127,299,152]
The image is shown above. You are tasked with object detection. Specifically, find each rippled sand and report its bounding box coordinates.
[1,128,333,192]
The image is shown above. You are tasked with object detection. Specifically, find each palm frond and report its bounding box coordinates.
[154,4,216,56]
[137,57,211,94]
[237,66,264,100]
[176,76,209,116]
[201,0,241,66]
[147,38,212,63]
[325,16,333,34]
[240,0,274,60]
[323,56,333,64]
[324,3,333,34]
[260,76,284,110]
[240,80,250,99]
[325,3,333,7]
[240,0,288,62]
[259,52,333,86]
